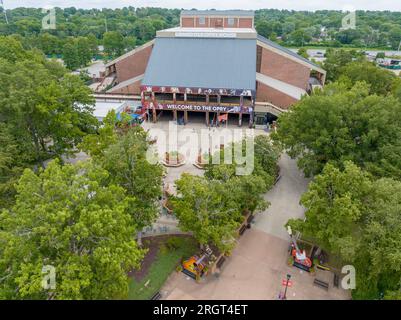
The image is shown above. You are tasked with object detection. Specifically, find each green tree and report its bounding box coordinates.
[289,29,312,46]
[171,174,243,253]
[80,110,118,158]
[173,137,278,252]
[0,39,98,167]
[339,60,397,96]
[76,37,93,67]
[323,49,365,82]
[62,40,80,70]
[0,123,24,208]
[0,160,145,299]
[103,31,125,58]
[87,34,99,57]
[256,20,274,39]
[288,162,372,259]
[288,161,401,299]
[37,33,60,56]
[274,82,401,179]
[297,47,309,59]
[99,127,164,230]
[81,118,163,233]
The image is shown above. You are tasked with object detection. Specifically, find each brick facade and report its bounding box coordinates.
[256,81,298,110]
[114,44,153,84]
[238,18,253,28]
[258,45,311,90]
[181,17,195,27]
[105,10,325,111]
[181,16,252,29]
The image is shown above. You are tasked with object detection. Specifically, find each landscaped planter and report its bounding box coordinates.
[194,153,210,169]
[162,151,185,167]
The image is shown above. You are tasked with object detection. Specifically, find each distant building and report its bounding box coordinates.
[104,10,326,126]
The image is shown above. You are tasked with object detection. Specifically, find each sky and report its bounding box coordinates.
[2,0,401,11]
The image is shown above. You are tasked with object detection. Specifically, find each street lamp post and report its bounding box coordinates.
[283,274,291,300]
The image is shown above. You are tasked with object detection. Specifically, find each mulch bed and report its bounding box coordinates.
[127,234,192,282]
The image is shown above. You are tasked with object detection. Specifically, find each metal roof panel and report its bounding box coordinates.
[142,37,257,91]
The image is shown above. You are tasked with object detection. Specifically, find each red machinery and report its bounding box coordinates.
[288,226,313,272]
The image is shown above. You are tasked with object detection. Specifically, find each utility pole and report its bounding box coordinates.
[0,0,9,24]
[105,18,108,32]
[398,40,401,52]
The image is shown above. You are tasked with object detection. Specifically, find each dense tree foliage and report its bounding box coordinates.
[0,7,400,67]
[80,115,163,232]
[255,9,401,49]
[0,37,97,164]
[0,36,97,208]
[275,41,401,300]
[274,82,401,179]
[322,49,401,93]
[0,7,180,63]
[0,160,145,299]
[172,137,279,252]
[172,173,245,253]
[287,162,401,300]
[322,48,365,82]
[62,36,98,69]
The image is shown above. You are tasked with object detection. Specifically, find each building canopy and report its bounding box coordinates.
[142,37,257,93]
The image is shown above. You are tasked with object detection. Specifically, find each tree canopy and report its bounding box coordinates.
[80,116,164,232]
[274,81,401,179]
[287,161,401,300]
[0,160,145,299]
[172,136,279,252]
[1,7,401,67]
[0,36,98,208]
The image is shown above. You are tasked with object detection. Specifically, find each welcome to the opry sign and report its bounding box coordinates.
[154,103,253,114]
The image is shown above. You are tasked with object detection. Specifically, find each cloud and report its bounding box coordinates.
[3,0,401,11]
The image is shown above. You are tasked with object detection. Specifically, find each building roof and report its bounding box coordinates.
[142,37,257,91]
[181,10,254,17]
[257,35,323,70]
[92,101,124,120]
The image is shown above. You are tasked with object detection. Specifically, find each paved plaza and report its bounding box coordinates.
[139,123,351,300]
[66,118,350,300]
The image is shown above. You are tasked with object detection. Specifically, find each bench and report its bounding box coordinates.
[239,224,247,235]
[333,274,340,288]
[151,292,162,300]
[216,257,226,269]
[313,279,329,291]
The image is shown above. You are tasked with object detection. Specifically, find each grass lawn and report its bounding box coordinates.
[128,236,198,300]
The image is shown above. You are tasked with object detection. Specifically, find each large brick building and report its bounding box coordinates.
[105,10,326,126]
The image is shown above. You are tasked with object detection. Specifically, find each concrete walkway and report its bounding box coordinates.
[253,153,311,240]
[162,228,349,300]
[160,150,350,300]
